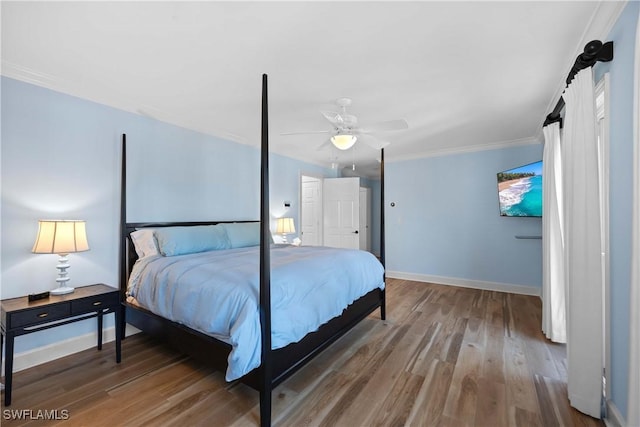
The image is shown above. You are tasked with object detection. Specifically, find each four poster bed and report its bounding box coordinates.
[118,75,386,426]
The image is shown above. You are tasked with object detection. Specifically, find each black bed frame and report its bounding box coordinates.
[118,75,386,426]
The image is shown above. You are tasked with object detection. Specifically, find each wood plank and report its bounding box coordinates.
[513,406,543,427]
[405,358,455,426]
[482,324,506,384]
[336,309,438,426]
[504,335,540,415]
[442,341,483,425]
[318,321,414,426]
[474,377,507,427]
[370,370,425,426]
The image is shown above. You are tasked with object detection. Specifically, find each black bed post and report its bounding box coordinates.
[119,134,128,340]
[380,148,386,320]
[259,74,272,427]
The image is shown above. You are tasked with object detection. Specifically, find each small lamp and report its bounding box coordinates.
[32,220,90,295]
[331,134,357,150]
[275,217,296,243]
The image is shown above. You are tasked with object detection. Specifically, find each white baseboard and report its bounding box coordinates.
[604,399,625,427]
[386,270,541,297]
[4,325,140,374]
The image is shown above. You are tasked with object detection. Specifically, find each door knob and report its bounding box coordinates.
[353,230,359,234]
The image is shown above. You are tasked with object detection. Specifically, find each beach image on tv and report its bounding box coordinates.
[497,160,542,217]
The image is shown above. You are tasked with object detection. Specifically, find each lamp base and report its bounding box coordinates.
[50,286,75,295]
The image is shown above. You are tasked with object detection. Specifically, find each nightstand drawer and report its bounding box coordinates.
[71,292,118,314]
[10,303,71,328]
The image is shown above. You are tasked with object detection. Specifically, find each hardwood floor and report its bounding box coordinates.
[1,279,603,426]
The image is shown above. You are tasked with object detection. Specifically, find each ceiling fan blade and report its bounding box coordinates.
[280,130,331,136]
[321,110,344,126]
[359,119,409,133]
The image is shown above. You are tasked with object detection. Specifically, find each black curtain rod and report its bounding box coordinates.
[543,40,613,128]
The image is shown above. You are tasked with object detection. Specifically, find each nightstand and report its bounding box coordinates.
[1,284,122,406]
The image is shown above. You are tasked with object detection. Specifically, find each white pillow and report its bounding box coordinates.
[130,229,160,258]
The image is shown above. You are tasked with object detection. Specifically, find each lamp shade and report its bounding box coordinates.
[32,220,90,254]
[331,134,357,150]
[275,217,296,234]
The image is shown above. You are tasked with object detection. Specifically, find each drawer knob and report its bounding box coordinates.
[37,312,49,318]
[92,301,102,306]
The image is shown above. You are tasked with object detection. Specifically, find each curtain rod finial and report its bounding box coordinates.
[583,40,603,59]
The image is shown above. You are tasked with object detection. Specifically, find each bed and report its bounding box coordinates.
[119,75,387,426]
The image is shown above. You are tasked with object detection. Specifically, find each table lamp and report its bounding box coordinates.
[32,220,90,295]
[275,217,295,243]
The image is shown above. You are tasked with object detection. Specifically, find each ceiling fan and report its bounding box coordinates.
[281,97,408,151]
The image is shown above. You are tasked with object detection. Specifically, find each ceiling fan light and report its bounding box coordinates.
[331,134,357,150]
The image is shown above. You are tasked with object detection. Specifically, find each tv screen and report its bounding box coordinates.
[497,160,542,217]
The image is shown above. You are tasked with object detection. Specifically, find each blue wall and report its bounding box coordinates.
[385,144,544,290]
[593,1,639,420]
[1,76,332,353]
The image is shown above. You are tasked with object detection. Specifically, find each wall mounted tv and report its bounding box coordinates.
[497,160,542,217]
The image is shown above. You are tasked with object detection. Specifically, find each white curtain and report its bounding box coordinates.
[627,6,640,426]
[542,121,566,343]
[562,67,603,418]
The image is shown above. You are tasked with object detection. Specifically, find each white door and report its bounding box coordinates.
[300,176,322,246]
[359,187,371,251]
[324,177,360,249]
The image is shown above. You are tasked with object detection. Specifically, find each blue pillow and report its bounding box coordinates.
[221,222,262,248]
[155,225,230,256]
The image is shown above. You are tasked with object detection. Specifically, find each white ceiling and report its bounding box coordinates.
[1,1,624,176]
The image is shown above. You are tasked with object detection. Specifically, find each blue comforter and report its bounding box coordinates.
[128,245,384,380]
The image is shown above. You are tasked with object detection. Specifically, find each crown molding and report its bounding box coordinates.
[581,1,628,46]
[387,136,542,163]
[2,60,60,89]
